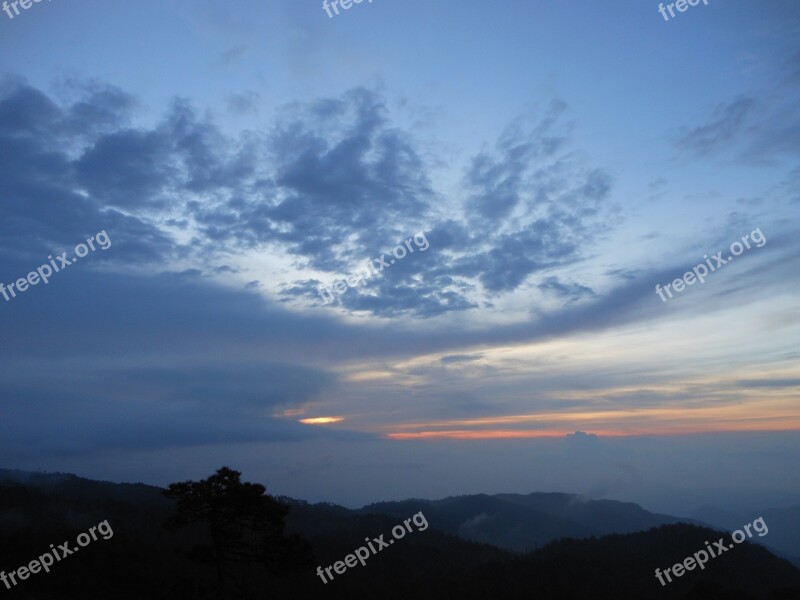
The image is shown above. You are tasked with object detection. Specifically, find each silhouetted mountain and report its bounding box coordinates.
[359,491,694,552]
[1,469,799,599]
[0,468,167,505]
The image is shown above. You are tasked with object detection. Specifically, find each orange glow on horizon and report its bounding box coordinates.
[382,400,800,439]
[387,430,577,440]
[386,422,800,440]
[382,404,800,431]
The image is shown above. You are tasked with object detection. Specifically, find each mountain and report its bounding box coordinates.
[0,468,168,505]
[358,491,694,552]
[1,469,799,599]
[692,504,800,566]
[1,469,690,554]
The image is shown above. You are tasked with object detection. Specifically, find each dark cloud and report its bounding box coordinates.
[76,98,258,210]
[676,45,800,163]
[0,77,621,318]
[59,80,138,138]
[190,88,614,315]
[189,88,437,281]
[440,354,482,365]
[264,88,435,265]
[0,278,347,457]
[676,96,758,157]
[0,78,181,269]
[76,128,180,210]
[735,378,800,389]
[465,102,568,222]
[452,222,579,293]
[537,276,596,303]
[0,381,358,459]
[100,363,334,408]
[274,96,613,313]
[448,102,613,295]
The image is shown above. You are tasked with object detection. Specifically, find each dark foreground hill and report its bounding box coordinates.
[0,469,799,599]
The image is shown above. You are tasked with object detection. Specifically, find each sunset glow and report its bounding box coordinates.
[299,417,345,425]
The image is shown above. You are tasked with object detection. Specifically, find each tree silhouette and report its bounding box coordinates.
[164,467,314,599]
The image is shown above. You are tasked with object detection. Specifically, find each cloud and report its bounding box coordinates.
[192,88,614,315]
[781,165,800,203]
[676,96,757,157]
[566,431,599,442]
[0,328,349,457]
[451,102,613,295]
[99,363,334,408]
[465,100,570,223]
[1,83,795,356]
[440,354,482,365]
[218,44,250,65]
[735,378,800,389]
[76,128,181,210]
[537,276,596,303]
[226,91,261,116]
[676,45,800,163]
[0,80,177,267]
[458,512,492,533]
[0,77,623,319]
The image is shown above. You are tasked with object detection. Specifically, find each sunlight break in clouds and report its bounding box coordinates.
[299,417,345,425]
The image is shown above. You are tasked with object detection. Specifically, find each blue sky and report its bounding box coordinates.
[0,0,798,513]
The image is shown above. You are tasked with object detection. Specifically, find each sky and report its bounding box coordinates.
[0,0,798,515]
